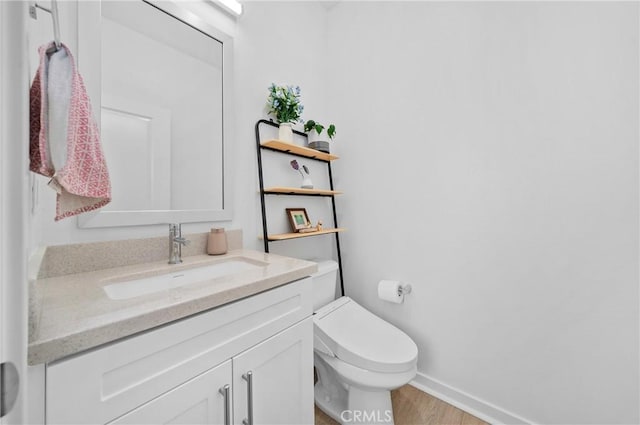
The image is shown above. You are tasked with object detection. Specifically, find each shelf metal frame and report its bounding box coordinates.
[255,119,345,296]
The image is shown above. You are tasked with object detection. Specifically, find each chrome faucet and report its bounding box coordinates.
[168,223,189,264]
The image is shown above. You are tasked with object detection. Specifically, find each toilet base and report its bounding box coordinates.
[314,353,395,425]
[315,384,394,425]
[347,387,394,425]
[315,353,348,423]
[315,381,347,423]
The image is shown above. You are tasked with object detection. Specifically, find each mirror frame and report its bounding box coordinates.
[76,0,233,228]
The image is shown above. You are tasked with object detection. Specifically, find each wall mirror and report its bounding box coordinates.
[77,0,233,228]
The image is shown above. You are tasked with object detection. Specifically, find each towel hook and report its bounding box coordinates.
[29,0,62,51]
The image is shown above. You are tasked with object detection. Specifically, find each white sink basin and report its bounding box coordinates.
[103,259,265,300]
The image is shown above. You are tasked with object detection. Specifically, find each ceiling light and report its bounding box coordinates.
[216,0,242,16]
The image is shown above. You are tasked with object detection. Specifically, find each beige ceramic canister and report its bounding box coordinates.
[207,228,228,255]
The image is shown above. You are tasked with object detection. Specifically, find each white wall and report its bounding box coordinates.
[327,2,639,424]
[233,0,336,261]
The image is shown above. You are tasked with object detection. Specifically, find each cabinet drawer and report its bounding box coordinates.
[47,277,312,424]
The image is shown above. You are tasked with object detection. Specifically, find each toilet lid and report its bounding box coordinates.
[314,297,418,373]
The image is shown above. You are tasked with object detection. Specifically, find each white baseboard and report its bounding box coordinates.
[410,372,534,425]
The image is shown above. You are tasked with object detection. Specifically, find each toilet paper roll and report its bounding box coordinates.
[378,280,404,304]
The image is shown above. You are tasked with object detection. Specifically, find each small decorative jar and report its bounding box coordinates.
[207,228,228,255]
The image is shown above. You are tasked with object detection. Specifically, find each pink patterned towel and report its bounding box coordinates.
[30,42,111,221]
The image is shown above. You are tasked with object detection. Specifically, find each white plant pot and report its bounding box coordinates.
[307,129,322,144]
[278,123,294,143]
[307,129,331,153]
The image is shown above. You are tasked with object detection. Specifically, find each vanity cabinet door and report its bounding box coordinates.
[108,359,232,425]
[232,318,314,425]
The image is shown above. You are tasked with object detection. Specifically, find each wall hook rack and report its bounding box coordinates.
[29,1,62,50]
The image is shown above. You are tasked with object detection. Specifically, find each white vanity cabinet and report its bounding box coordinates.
[45,277,314,425]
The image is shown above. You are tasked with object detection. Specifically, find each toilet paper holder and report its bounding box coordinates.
[398,283,412,296]
[378,280,412,303]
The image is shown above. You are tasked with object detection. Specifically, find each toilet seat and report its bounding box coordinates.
[314,297,418,373]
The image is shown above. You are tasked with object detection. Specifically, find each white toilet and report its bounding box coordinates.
[311,261,418,424]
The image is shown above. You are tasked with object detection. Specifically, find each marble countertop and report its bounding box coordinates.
[28,249,317,365]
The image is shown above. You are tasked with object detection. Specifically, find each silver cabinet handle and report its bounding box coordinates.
[218,384,230,425]
[241,371,253,425]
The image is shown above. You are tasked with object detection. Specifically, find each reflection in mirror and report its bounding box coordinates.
[78,0,232,227]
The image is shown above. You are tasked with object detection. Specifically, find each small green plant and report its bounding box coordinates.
[266,83,304,124]
[304,120,336,139]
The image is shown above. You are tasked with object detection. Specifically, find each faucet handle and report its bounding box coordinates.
[174,237,190,246]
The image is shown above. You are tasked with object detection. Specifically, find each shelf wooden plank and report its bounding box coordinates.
[261,140,339,161]
[264,228,347,241]
[264,187,343,196]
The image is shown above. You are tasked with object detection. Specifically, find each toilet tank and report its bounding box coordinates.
[310,260,339,311]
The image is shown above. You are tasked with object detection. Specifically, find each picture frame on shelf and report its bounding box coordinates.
[286,208,311,233]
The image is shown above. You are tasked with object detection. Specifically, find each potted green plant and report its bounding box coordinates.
[266,83,304,143]
[303,120,336,153]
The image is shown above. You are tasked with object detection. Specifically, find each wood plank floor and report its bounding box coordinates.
[314,384,488,425]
